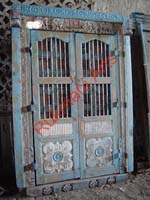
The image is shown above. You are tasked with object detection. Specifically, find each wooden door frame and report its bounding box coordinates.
[12,3,133,189]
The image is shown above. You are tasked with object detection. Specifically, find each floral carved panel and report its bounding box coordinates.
[86,137,113,168]
[43,141,73,173]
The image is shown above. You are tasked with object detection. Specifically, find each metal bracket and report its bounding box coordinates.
[21,104,34,113]
[24,162,36,172]
[113,99,119,108]
[121,102,127,108]
[124,152,128,159]
[113,101,118,108]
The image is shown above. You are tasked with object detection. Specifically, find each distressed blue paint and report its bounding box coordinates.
[69,32,80,179]
[110,34,122,173]
[12,3,127,23]
[124,36,134,172]
[31,30,80,184]
[12,27,24,187]
[76,33,120,178]
[113,33,123,173]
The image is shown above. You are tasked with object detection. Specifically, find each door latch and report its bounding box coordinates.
[21,104,34,113]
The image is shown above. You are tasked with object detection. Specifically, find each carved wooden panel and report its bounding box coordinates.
[39,123,72,137]
[86,137,113,168]
[85,121,112,134]
[43,141,73,173]
[22,16,120,34]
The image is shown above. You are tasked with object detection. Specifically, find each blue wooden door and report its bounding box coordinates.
[76,33,120,178]
[31,30,120,184]
[31,31,80,184]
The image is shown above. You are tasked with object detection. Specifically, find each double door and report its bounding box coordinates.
[31,30,121,185]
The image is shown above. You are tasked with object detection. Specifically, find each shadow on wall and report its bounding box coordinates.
[131,29,149,170]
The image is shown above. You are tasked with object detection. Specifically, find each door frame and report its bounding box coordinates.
[12,3,133,188]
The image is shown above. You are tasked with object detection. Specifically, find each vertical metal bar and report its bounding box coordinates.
[85,43,88,77]
[108,84,111,115]
[54,84,57,117]
[55,38,58,77]
[60,84,63,118]
[59,40,62,77]
[49,84,52,118]
[64,42,67,77]
[66,84,68,118]
[106,84,109,115]
[104,44,107,77]
[94,84,97,116]
[57,84,59,118]
[43,84,46,118]
[106,45,110,77]
[96,84,98,115]
[46,38,49,77]
[86,43,89,77]
[102,84,105,115]
[92,40,96,78]
[98,84,101,116]
[97,40,100,77]
[82,44,85,77]
[86,84,88,116]
[90,84,93,116]
[47,84,50,118]
[52,84,55,118]
[100,41,103,77]
[51,38,53,77]
[45,84,48,118]
[68,84,71,117]
[89,41,91,77]
[41,40,44,77]
[40,85,43,118]
[67,43,69,77]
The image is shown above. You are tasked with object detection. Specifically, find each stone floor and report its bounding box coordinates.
[1,171,150,200]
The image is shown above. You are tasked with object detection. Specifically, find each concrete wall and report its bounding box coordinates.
[95,0,150,15]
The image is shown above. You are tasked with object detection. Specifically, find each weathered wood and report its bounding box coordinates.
[12,27,24,188]
[26,173,128,197]
[124,36,134,172]
[12,4,133,189]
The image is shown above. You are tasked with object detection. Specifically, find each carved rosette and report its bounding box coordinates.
[52,18,66,31]
[82,21,98,33]
[43,141,73,173]
[86,137,113,168]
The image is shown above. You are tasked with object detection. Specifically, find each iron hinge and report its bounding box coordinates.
[113,99,119,108]
[24,162,36,172]
[121,102,127,108]
[124,152,128,159]
[21,104,34,113]
[124,102,127,108]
